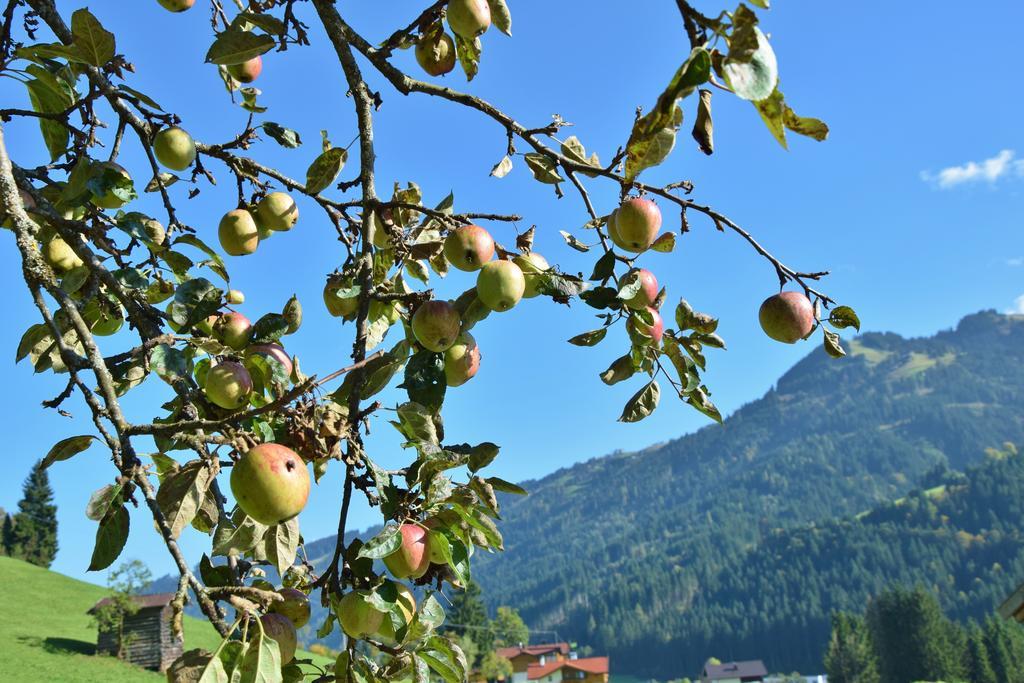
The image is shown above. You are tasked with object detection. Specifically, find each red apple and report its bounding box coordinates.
[447,0,491,38]
[411,300,461,352]
[214,311,252,350]
[628,306,664,346]
[227,56,263,84]
[247,343,293,378]
[270,587,311,629]
[204,361,252,410]
[157,0,195,11]
[444,333,481,387]
[383,523,431,579]
[415,31,457,77]
[444,224,495,272]
[259,613,297,663]
[759,291,815,343]
[624,268,658,310]
[613,198,661,252]
[230,443,310,525]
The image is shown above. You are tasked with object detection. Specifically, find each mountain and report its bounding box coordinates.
[467,311,1024,677]
[155,311,1024,677]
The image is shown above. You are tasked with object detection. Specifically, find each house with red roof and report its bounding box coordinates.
[490,643,609,683]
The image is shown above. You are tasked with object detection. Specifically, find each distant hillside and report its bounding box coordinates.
[0,556,331,682]
[469,311,1024,677]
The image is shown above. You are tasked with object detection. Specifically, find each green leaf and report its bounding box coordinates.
[783,105,829,141]
[251,313,290,344]
[150,344,193,384]
[212,512,268,557]
[85,483,123,522]
[42,434,95,469]
[600,355,636,386]
[754,86,787,148]
[486,477,527,495]
[619,380,661,423]
[724,27,778,101]
[70,9,115,66]
[88,505,129,571]
[204,29,275,65]
[399,352,447,414]
[16,324,51,364]
[524,153,564,185]
[265,517,300,576]
[234,11,288,37]
[453,34,481,81]
[24,78,70,162]
[304,148,347,195]
[238,625,283,683]
[358,523,402,559]
[686,386,723,423]
[651,232,676,253]
[468,442,500,472]
[828,305,861,331]
[490,0,512,36]
[567,328,607,347]
[156,460,214,539]
[262,122,302,148]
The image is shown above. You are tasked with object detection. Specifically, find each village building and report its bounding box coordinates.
[490,643,609,683]
[87,592,183,672]
[700,660,768,683]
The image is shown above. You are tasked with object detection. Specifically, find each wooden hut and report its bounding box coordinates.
[87,592,183,672]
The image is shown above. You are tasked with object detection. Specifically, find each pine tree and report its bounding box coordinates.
[10,460,58,567]
[984,616,1024,683]
[0,508,11,556]
[965,622,997,683]
[824,612,879,683]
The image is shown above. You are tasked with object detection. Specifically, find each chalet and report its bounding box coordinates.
[87,592,183,672]
[526,656,610,683]
[495,643,572,683]
[700,660,768,683]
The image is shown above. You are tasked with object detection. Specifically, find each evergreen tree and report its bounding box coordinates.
[0,509,12,556]
[446,581,492,663]
[865,586,966,683]
[10,460,58,567]
[983,616,1024,683]
[965,622,997,683]
[824,612,879,683]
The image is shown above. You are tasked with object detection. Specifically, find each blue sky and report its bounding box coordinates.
[1,1,1021,584]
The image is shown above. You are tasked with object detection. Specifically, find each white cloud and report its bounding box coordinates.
[921,149,1024,189]
[1008,295,1024,315]
[1008,257,1024,267]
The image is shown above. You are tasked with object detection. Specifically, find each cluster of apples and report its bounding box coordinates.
[249,584,311,664]
[156,0,264,84]
[605,197,668,346]
[414,0,493,77]
[218,191,299,256]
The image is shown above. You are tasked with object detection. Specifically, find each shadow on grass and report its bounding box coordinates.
[16,634,96,656]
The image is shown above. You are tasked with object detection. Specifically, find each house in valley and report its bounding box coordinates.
[700,660,768,683]
[490,643,609,683]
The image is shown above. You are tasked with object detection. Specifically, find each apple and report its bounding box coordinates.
[323,278,358,319]
[194,314,220,337]
[336,590,385,639]
[444,224,494,271]
[43,237,83,272]
[759,291,815,343]
[513,252,549,299]
[230,443,310,525]
[375,582,416,644]
[447,0,491,38]
[270,587,311,629]
[142,217,166,248]
[411,300,461,352]
[476,260,525,312]
[248,343,293,378]
[627,306,664,346]
[91,308,125,337]
[90,162,133,210]
[444,333,480,387]
[218,209,259,256]
[227,56,263,84]
[259,613,297,664]
[624,268,658,309]
[226,289,245,304]
[256,192,299,232]
[415,31,457,77]
[383,523,431,579]
[204,360,253,410]
[214,311,252,350]
[613,198,661,253]
[153,126,196,171]
[283,294,302,333]
[157,0,195,11]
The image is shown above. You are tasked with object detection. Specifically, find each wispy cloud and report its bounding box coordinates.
[921,149,1024,189]
[1008,257,1024,267]
[1008,295,1024,315]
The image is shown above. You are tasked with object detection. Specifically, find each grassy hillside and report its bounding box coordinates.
[0,556,331,682]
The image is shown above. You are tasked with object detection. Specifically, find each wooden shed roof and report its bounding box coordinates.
[87,592,177,614]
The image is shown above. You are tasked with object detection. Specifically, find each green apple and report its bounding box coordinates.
[759,291,815,343]
[613,198,661,252]
[324,277,358,319]
[513,252,549,298]
[218,209,259,256]
[383,523,431,579]
[283,294,302,333]
[336,590,385,639]
[444,332,480,387]
[157,0,195,11]
[227,56,263,84]
[447,0,491,38]
[204,360,253,410]
[89,162,133,210]
[43,237,83,272]
[259,613,297,663]
[153,126,196,171]
[415,31,457,77]
[444,224,495,271]
[230,443,310,525]
[226,289,245,305]
[476,260,525,312]
[256,191,299,232]
[411,300,461,352]
[270,587,311,629]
